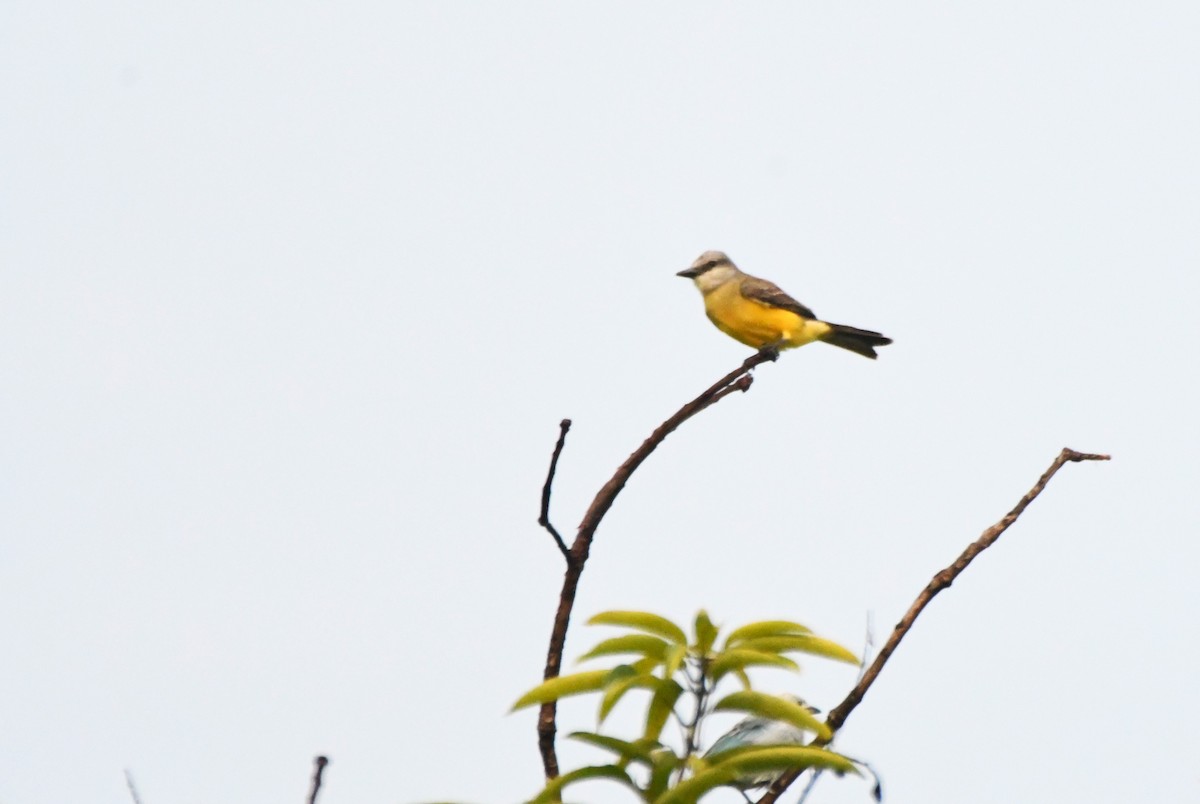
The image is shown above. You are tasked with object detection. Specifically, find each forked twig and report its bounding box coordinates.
[536,348,778,778]
[538,419,573,560]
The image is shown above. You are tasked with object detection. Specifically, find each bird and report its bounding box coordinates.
[703,695,821,793]
[677,251,892,358]
[703,694,883,802]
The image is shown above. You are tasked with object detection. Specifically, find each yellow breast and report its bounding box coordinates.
[701,282,829,349]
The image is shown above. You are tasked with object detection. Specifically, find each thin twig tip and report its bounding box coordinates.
[307,755,330,804]
[1063,448,1111,462]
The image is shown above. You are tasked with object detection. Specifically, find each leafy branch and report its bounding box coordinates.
[513,610,862,802]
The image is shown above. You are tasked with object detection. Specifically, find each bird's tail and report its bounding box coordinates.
[822,323,893,359]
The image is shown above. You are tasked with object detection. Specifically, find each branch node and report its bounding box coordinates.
[744,345,780,370]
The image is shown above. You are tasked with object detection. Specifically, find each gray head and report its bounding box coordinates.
[677,250,736,279]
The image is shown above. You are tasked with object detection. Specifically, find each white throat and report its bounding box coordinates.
[694,264,739,293]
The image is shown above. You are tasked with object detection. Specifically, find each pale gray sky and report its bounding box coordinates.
[3,3,1198,803]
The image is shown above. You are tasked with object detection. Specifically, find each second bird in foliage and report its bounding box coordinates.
[704,695,821,791]
[677,251,892,359]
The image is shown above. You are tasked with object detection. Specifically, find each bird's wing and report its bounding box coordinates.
[739,275,818,320]
[705,718,771,756]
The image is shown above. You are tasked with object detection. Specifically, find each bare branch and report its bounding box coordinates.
[538,419,573,560]
[123,769,144,804]
[537,348,778,779]
[758,447,1111,803]
[306,755,329,804]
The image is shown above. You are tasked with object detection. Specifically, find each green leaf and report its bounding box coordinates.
[660,746,857,804]
[598,671,659,723]
[693,610,719,655]
[712,691,832,741]
[736,634,859,665]
[529,764,641,803]
[603,663,639,687]
[724,619,812,647]
[567,732,661,767]
[588,610,688,645]
[643,678,684,742]
[579,634,670,663]
[734,667,752,690]
[511,670,611,711]
[653,763,740,804]
[709,649,800,683]
[663,643,687,679]
[732,744,858,775]
[644,749,681,801]
[631,656,661,674]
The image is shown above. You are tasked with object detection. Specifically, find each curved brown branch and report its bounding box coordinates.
[759,447,1111,804]
[306,755,329,804]
[537,348,778,779]
[538,419,573,560]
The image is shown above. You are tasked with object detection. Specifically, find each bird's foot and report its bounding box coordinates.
[758,340,785,361]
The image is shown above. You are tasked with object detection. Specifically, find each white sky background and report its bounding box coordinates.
[2,2,1198,802]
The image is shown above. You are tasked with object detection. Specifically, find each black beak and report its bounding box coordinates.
[677,267,700,278]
